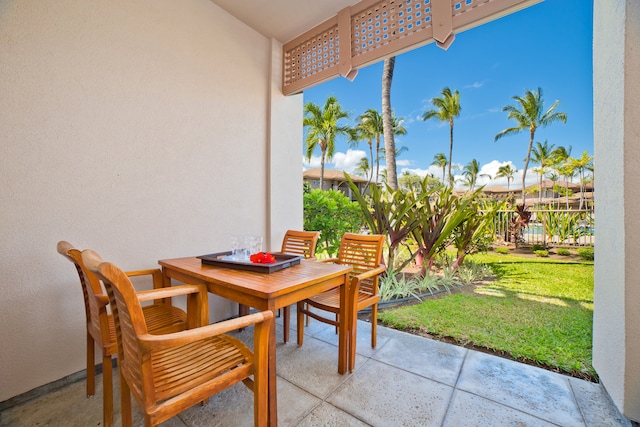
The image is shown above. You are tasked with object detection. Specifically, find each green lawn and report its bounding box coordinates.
[378,253,595,379]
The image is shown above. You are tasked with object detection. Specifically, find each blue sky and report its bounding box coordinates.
[302,0,593,189]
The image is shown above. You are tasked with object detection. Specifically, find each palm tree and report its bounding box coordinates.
[531,140,558,205]
[557,162,576,209]
[303,96,354,190]
[356,109,383,187]
[423,87,461,186]
[494,87,567,205]
[495,163,518,191]
[546,171,560,208]
[382,56,397,190]
[461,159,489,191]
[551,145,572,209]
[431,153,448,184]
[571,151,594,209]
[354,157,370,178]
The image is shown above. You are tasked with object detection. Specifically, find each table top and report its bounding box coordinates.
[159,256,352,300]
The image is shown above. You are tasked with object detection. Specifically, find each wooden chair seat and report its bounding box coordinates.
[149,334,252,402]
[143,304,188,334]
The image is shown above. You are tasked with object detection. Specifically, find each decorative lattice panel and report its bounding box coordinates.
[452,0,493,16]
[282,0,539,95]
[283,22,340,89]
[351,0,433,59]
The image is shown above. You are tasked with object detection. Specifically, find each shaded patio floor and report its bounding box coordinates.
[0,312,630,426]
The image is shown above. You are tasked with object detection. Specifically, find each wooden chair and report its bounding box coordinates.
[296,233,385,372]
[82,249,272,427]
[57,241,189,427]
[279,230,320,342]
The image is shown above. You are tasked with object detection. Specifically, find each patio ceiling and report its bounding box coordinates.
[210,0,355,43]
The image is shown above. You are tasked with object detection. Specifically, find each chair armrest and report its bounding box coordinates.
[350,264,387,292]
[126,268,164,289]
[127,268,170,306]
[138,310,274,352]
[125,268,160,277]
[135,283,206,302]
[320,258,339,263]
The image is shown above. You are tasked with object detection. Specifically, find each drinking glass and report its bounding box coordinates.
[250,235,263,255]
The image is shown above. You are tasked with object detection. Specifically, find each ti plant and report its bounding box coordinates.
[411,184,482,276]
[345,173,428,270]
[451,198,505,270]
[510,204,532,246]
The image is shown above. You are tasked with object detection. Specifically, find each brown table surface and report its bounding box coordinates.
[158,256,352,427]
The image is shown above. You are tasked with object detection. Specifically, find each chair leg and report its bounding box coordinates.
[349,314,358,373]
[283,305,290,343]
[371,303,378,349]
[120,374,132,427]
[86,333,95,397]
[296,302,304,346]
[238,304,250,317]
[102,355,113,427]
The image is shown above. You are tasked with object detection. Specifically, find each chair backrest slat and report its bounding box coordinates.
[281,230,320,259]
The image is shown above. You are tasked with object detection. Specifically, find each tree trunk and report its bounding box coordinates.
[448,118,454,185]
[522,128,535,205]
[382,57,397,190]
[320,146,326,190]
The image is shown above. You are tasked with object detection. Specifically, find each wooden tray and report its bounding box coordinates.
[197,251,302,274]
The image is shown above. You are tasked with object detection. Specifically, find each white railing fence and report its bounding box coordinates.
[489,209,594,247]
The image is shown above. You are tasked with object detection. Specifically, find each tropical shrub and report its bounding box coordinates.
[532,243,545,251]
[577,247,594,260]
[379,271,421,302]
[494,247,509,254]
[303,189,364,257]
[534,249,549,257]
[556,248,571,256]
[412,184,485,274]
[346,174,428,270]
[540,210,587,244]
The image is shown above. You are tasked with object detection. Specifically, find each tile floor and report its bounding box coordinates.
[0,314,632,426]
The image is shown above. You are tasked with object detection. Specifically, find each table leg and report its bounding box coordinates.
[283,306,290,343]
[267,306,278,427]
[338,274,348,374]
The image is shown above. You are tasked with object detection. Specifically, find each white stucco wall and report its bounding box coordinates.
[593,0,640,421]
[0,0,302,401]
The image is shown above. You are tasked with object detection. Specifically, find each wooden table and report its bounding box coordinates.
[158,257,352,427]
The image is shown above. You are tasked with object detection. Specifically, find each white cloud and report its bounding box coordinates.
[451,159,538,190]
[464,81,484,89]
[302,155,321,169]
[302,149,367,174]
[400,166,440,178]
[331,149,367,173]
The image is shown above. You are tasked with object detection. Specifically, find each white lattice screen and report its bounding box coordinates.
[282,0,540,95]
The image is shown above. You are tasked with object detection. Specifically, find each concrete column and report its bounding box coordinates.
[267,38,304,250]
[593,0,640,421]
